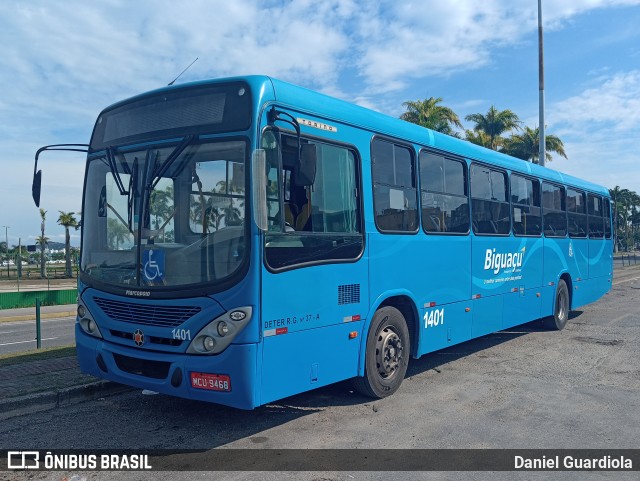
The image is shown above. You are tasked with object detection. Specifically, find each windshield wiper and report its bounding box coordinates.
[149,135,195,190]
[127,156,140,231]
[106,147,127,195]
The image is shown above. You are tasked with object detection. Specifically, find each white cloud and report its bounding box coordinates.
[351,0,640,93]
[547,70,640,193]
[550,70,640,132]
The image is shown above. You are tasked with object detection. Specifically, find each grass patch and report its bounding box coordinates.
[0,345,75,367]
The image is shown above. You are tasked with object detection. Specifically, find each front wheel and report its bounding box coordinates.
[352,306,410,398]
[543,279,570,330]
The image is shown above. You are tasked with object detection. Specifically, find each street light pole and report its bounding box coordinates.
[3,225,9,279]
[538,0,546,167]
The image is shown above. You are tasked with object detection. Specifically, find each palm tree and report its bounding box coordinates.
[464,129,492,148]
[35,234,49,277]
[610,186,623,252]
[610,186,632,252]
[57,211,78,278]
[501,126,567,163]
[400,97,462,136]
[38,208,47,278]
[465,106,522,150]
[624,191,640,251]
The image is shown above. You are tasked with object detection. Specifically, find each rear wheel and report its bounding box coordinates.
[352,306,410,398]
[544,279,570,330]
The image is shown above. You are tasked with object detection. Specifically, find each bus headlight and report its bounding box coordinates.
[87,319,98,334]
[202,336,216,352]
[186,306,252,355]
[77,298,103,339]
[217,321,229,337]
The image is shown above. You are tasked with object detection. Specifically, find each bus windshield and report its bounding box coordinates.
[80,138,248,290]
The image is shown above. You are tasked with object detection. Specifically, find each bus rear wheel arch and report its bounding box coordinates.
[352,306,410,398]
[543,278,570,330]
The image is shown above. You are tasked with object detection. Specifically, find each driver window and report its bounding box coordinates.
[262,130,363,270]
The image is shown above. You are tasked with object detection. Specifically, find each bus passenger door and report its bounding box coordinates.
[258,136,367,405]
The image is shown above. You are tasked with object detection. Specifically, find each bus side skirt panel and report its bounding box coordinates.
[259,322,361,405]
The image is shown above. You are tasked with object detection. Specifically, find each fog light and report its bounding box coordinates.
[202,336,215,352]
[217,321,229,336]
[229,310,246,321]
[77,305,86,318]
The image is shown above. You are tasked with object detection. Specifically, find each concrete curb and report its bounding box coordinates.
[0,381,131,421]
[0,310,76,323]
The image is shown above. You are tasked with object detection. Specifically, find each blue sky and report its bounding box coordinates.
[1,0,639,247]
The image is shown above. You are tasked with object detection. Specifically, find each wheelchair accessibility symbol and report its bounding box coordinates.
[142,249,165,282]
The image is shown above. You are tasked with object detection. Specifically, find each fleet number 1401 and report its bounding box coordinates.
[171,328,191,341]
[424,308,444,328]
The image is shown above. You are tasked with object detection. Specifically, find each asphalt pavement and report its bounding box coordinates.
[0,315,76,355]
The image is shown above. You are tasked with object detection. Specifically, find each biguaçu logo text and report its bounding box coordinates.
[484,247,525,275]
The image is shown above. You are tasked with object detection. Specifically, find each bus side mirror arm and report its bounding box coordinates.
[267,107,316,187]
[32,144,90,207]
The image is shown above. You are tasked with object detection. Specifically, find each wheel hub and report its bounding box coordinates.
[376,326,403,378]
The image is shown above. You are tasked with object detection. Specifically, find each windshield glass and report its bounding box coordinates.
[81,139,247,289]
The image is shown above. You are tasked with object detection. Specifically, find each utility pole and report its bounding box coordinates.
[17,237,22,281]
[3,225,9,278]
[538,0,546,167]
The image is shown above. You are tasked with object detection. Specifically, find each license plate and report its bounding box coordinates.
[190,372,231,392]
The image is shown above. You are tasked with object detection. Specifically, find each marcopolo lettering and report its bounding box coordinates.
[484,248,524,275]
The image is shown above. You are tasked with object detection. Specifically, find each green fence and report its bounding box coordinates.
[0,289,78,310]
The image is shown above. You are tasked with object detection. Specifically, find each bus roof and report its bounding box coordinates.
[102,75,609,197]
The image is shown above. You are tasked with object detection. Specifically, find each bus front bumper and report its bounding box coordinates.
[76,325,258,410]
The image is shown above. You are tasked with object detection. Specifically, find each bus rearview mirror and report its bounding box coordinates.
[32,170,42,207]
[296,143,317,187]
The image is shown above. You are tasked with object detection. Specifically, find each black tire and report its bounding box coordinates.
[352,306,410,398]
[543,279,570,330]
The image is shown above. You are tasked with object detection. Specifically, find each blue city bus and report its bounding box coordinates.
[32,76,613,409]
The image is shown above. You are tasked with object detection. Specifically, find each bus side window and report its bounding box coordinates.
[470,164,510,235]
[567,188,587,238]
[542,182,567,237]
[372,139,418,233]
[588,193,604,238]
[511,174,541,236]
[604,198,612,239]
[419,151,469,234]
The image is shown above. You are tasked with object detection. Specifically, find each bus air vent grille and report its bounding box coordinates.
[338,284,360,305]
[93,297,201,327]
